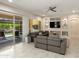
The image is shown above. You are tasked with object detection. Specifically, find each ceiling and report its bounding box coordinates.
[0,0,79,17]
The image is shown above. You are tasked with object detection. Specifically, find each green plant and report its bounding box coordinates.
[0,22,21,30]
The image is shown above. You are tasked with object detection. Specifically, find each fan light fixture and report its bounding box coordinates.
[42,14,46,17]
[72,10,76,13]
[8,0,15,3]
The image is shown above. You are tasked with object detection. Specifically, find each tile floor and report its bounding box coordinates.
[0,41,79,58]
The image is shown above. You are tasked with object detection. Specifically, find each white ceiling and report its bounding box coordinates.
[0,0,79,17]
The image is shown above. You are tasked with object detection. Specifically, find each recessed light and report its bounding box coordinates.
[64,18,67,21]
[72,10,76,13]
[8,0,15,3]
[42,14,46,17]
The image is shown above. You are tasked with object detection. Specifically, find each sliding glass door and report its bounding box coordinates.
[0,13,23,49]
[0,13,23,58]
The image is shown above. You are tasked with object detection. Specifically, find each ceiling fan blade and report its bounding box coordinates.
[47,6,56,13]
[52,7,56,9]
[52,10,56,12]
[49,7,53,10]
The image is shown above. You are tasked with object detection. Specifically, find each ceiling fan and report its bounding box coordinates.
[41,6,56,17]
[47,6,56,12]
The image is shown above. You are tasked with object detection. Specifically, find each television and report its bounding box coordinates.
[50,22,60,28]
[56,22,60,28]
[50,22,55,28]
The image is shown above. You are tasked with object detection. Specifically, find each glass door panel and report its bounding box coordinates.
[15,18,22,43]
[0,14,23,49]
[0,18,14,48]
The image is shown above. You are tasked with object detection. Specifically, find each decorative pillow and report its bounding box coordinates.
[39,32,42,35]
[49,31,60,38]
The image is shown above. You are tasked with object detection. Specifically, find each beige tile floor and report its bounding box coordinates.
[0,41,79,58]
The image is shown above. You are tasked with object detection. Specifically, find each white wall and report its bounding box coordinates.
[22,16,29,41]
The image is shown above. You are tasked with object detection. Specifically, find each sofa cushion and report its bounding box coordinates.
[36,36,47,44]
[37,36,47,39]
[35,43,47,50]
[48,37,62,47]
[48,37,62,41]
[48,45,60,53]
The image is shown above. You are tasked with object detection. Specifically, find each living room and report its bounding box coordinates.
[27,14,79,55]
[0,0,79,58]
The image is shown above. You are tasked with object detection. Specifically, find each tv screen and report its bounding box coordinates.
[50,22,55,28]
[56,22,60,28]
[50,22,60,28]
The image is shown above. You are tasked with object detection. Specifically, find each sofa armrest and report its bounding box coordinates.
[34,38,37,47]
[34,38,37,43]
[60,39,67,54]
[61,39,67,48]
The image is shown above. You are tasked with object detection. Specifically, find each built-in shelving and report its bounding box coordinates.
[43,17,68,38]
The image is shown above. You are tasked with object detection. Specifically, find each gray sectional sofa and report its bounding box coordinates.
[34,36,67,55]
